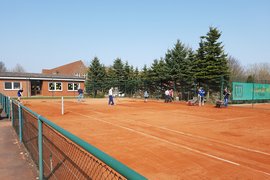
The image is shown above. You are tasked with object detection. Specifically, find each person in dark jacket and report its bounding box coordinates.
[77,88,84,102]
[223,87,230,107]
[17,88,23,102]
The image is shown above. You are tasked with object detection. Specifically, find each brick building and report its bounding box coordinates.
[0,72,85,98]
[42,60,88,77]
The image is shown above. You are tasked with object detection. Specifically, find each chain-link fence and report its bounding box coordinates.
[0,93,146,180]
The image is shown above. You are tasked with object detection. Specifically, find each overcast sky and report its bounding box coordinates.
[1,0,270,73]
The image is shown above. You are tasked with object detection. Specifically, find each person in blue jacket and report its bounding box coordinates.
[198,87,205,106]
[17,88,23,102]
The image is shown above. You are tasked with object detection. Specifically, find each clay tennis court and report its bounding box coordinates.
[24,98,270,179]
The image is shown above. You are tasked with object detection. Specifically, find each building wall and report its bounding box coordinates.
[0,79,85,97]
[0,80,30,97]
[41,80,85,97]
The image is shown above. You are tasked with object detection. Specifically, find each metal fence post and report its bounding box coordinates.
[5,96,8,115]
[3,96,6,114]
[38,115,44,180]
[11,101,14,126]
[7,97,10,118]
[8,97,12,120]
[252,83,255,108]
[18,104,22,142]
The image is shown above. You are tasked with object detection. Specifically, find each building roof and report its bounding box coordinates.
[0,72,85,82]
[42,60,87,77]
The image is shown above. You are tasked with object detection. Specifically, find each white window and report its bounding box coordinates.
[49,82,62,91]
[14,82,21,89]
[4,82,12,90]
[4,82,21,90]
[68,83,79,91]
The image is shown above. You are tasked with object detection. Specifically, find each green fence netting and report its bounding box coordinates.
[232,82,270,100]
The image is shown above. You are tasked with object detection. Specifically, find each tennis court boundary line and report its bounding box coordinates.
[67,110,270,176]
[62,102,269,157]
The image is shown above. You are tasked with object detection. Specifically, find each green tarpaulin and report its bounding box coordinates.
[232,82,270,100]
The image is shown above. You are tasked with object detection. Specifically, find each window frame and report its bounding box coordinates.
[48,82,63,91]
[67,82,80,91]
[4,81,22,90]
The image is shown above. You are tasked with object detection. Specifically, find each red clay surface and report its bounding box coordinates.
[24,98,270,179]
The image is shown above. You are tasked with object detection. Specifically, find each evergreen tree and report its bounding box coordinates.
[123,62,136,95]
[140,65,151,91]
[123,61,130,81]
[86,57,106,97]
[193,27,229,92]
[106,66,116,89]
[132,67,141,95]
[193,38,207,86]
[165,40,194,94]
[149,58,169,96]
[112,58,125,92]
[186,49,196,95]
[246,75,255,83]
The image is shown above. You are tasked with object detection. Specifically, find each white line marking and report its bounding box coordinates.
[137,121,270,156]
[50,102,270,176]
[190,116,258,125]
[52,101,270,156]
[70,111,240,165]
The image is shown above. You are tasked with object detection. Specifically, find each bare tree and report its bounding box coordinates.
[11,63,26,73]
[246,63,270,83]
[227,56,246,82]
[0,61,7,72]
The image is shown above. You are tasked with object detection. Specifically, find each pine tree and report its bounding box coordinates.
[165,40,194,94]
[193,27,229,92]
[86,57,106,97]
[111,58,125,92]
[140,65,151,91]
[149,58,169,95]
[123,61,137,96]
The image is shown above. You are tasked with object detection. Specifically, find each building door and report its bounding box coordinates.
[30,80,42,96]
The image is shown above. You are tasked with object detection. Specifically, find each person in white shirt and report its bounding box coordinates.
[144,90,149,102]
[108,87,114,105]
[165,89,170,103]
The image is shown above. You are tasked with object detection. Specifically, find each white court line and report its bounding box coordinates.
[65,110,270,176]
[136,121,270,156]
[188,116,259,125]
[175,109,264,123]
[68,111,240,166]
[56,103,270,176]
[58,101,270,156]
